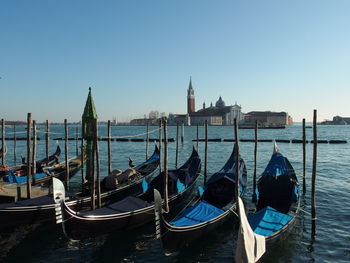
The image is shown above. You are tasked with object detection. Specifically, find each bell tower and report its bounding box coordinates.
[187,77,195,114]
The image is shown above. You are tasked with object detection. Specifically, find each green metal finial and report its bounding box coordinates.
[82,88,97,121]
[82,88,97,139]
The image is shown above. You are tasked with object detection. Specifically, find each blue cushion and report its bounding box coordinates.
[248,206,292,236]
[170,201,224,227]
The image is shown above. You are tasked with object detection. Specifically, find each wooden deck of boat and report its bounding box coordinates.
[0,182,49,203]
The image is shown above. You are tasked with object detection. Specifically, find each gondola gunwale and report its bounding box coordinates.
[55,147,201,239]
[0,146,160,228]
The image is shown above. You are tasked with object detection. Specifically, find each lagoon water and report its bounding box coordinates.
[1,124,349,263]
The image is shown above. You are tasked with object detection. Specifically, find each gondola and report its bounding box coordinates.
[0,145,61,179]
[235,142,300,262]
[53,147,201,240]
[0,146,159,229]
[3,151,81,185]
[154,145,247,254]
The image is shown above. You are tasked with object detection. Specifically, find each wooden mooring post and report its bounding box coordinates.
[46,120,49,164]
[107,120,112,175]
[75,127,79,156]
[163,118,169,213]
[175,122,179,168]
[234,118,240,210]
[302,118,306,195]
[32,120,37,184]
[94,120,101,208]
[64,119,69,189]
[159,119,162,172]
[196,123,199,150]
[311,110,318,237]
[146,121,149,160]
[181,122,184,144]
[204,120,208,184]
[13,124,16,165]
[26,113,32,199]
[253,120,258,203]
[91,127,96,211]
[1,119,5,165]
[81,136,85,186]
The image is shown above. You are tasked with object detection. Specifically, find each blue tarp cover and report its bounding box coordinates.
[247,206,292,237]
[170,201,224,227]
[4,173,47,183]
[261,153,291,178]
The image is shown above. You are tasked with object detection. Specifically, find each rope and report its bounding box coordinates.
[7,127,161,139]
[102,127,161,139]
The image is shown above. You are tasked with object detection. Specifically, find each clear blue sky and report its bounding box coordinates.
[1,0,349,122]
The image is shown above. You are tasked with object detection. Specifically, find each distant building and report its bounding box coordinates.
[243,111,292,126]
[170,78,243,125]
[130,118,159,126]
[321,116,350,125]
[187,78,195,114]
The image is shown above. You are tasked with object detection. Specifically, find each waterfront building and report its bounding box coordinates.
[243,111,292,126]
[170,78,243,126]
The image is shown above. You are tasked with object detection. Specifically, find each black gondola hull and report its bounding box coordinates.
[61,182,196,240]
[159,206,235,254]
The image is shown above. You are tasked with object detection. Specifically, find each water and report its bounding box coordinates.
[1,125,349,263]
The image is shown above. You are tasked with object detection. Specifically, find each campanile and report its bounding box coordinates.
[187,77,195,114]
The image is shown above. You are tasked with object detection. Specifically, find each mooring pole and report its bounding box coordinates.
[107,120,112,175]
[159,119,162,172]
[181,122,184,144]
[1,119,5,165]
[81,136,85,186]
[311,110,318,237]
[146,121,149,160]
[234,118,240,211]
[91,133,96,210]
[13,124,16,165]
[253,120,258,203]
[175,122,179,168]
[204,120,208,184]
[26,113,32,199]
[163,118,169,213]
[302,118,306,195]
[196,123,199,150]
[45,120,49,164]
[64,119,69,189]
[75,127,79,156]
[94,120,101,208]
[32,120,37,184]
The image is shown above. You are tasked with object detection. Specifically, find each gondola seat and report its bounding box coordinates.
[247,206,292,236]
[170,201,224,227]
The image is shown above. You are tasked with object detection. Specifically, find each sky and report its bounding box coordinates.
[0,0,349,123]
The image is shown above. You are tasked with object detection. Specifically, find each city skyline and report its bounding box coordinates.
[1,0,349,123]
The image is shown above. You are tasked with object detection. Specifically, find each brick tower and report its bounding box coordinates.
[187,77,195,114]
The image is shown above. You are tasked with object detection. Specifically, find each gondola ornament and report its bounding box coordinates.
[53,177,65,224]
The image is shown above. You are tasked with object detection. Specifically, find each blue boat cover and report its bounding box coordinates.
[147,148,201,197]
[170,201,224,227]
[256,151,298,213]
[206,147,247,190]
[248,206,292,237]
[79,196,150,216]
[261,153,292,179]
[135,146,160,170]
[4,173,47,183]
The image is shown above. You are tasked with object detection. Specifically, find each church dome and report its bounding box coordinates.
[215,96,225,108]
